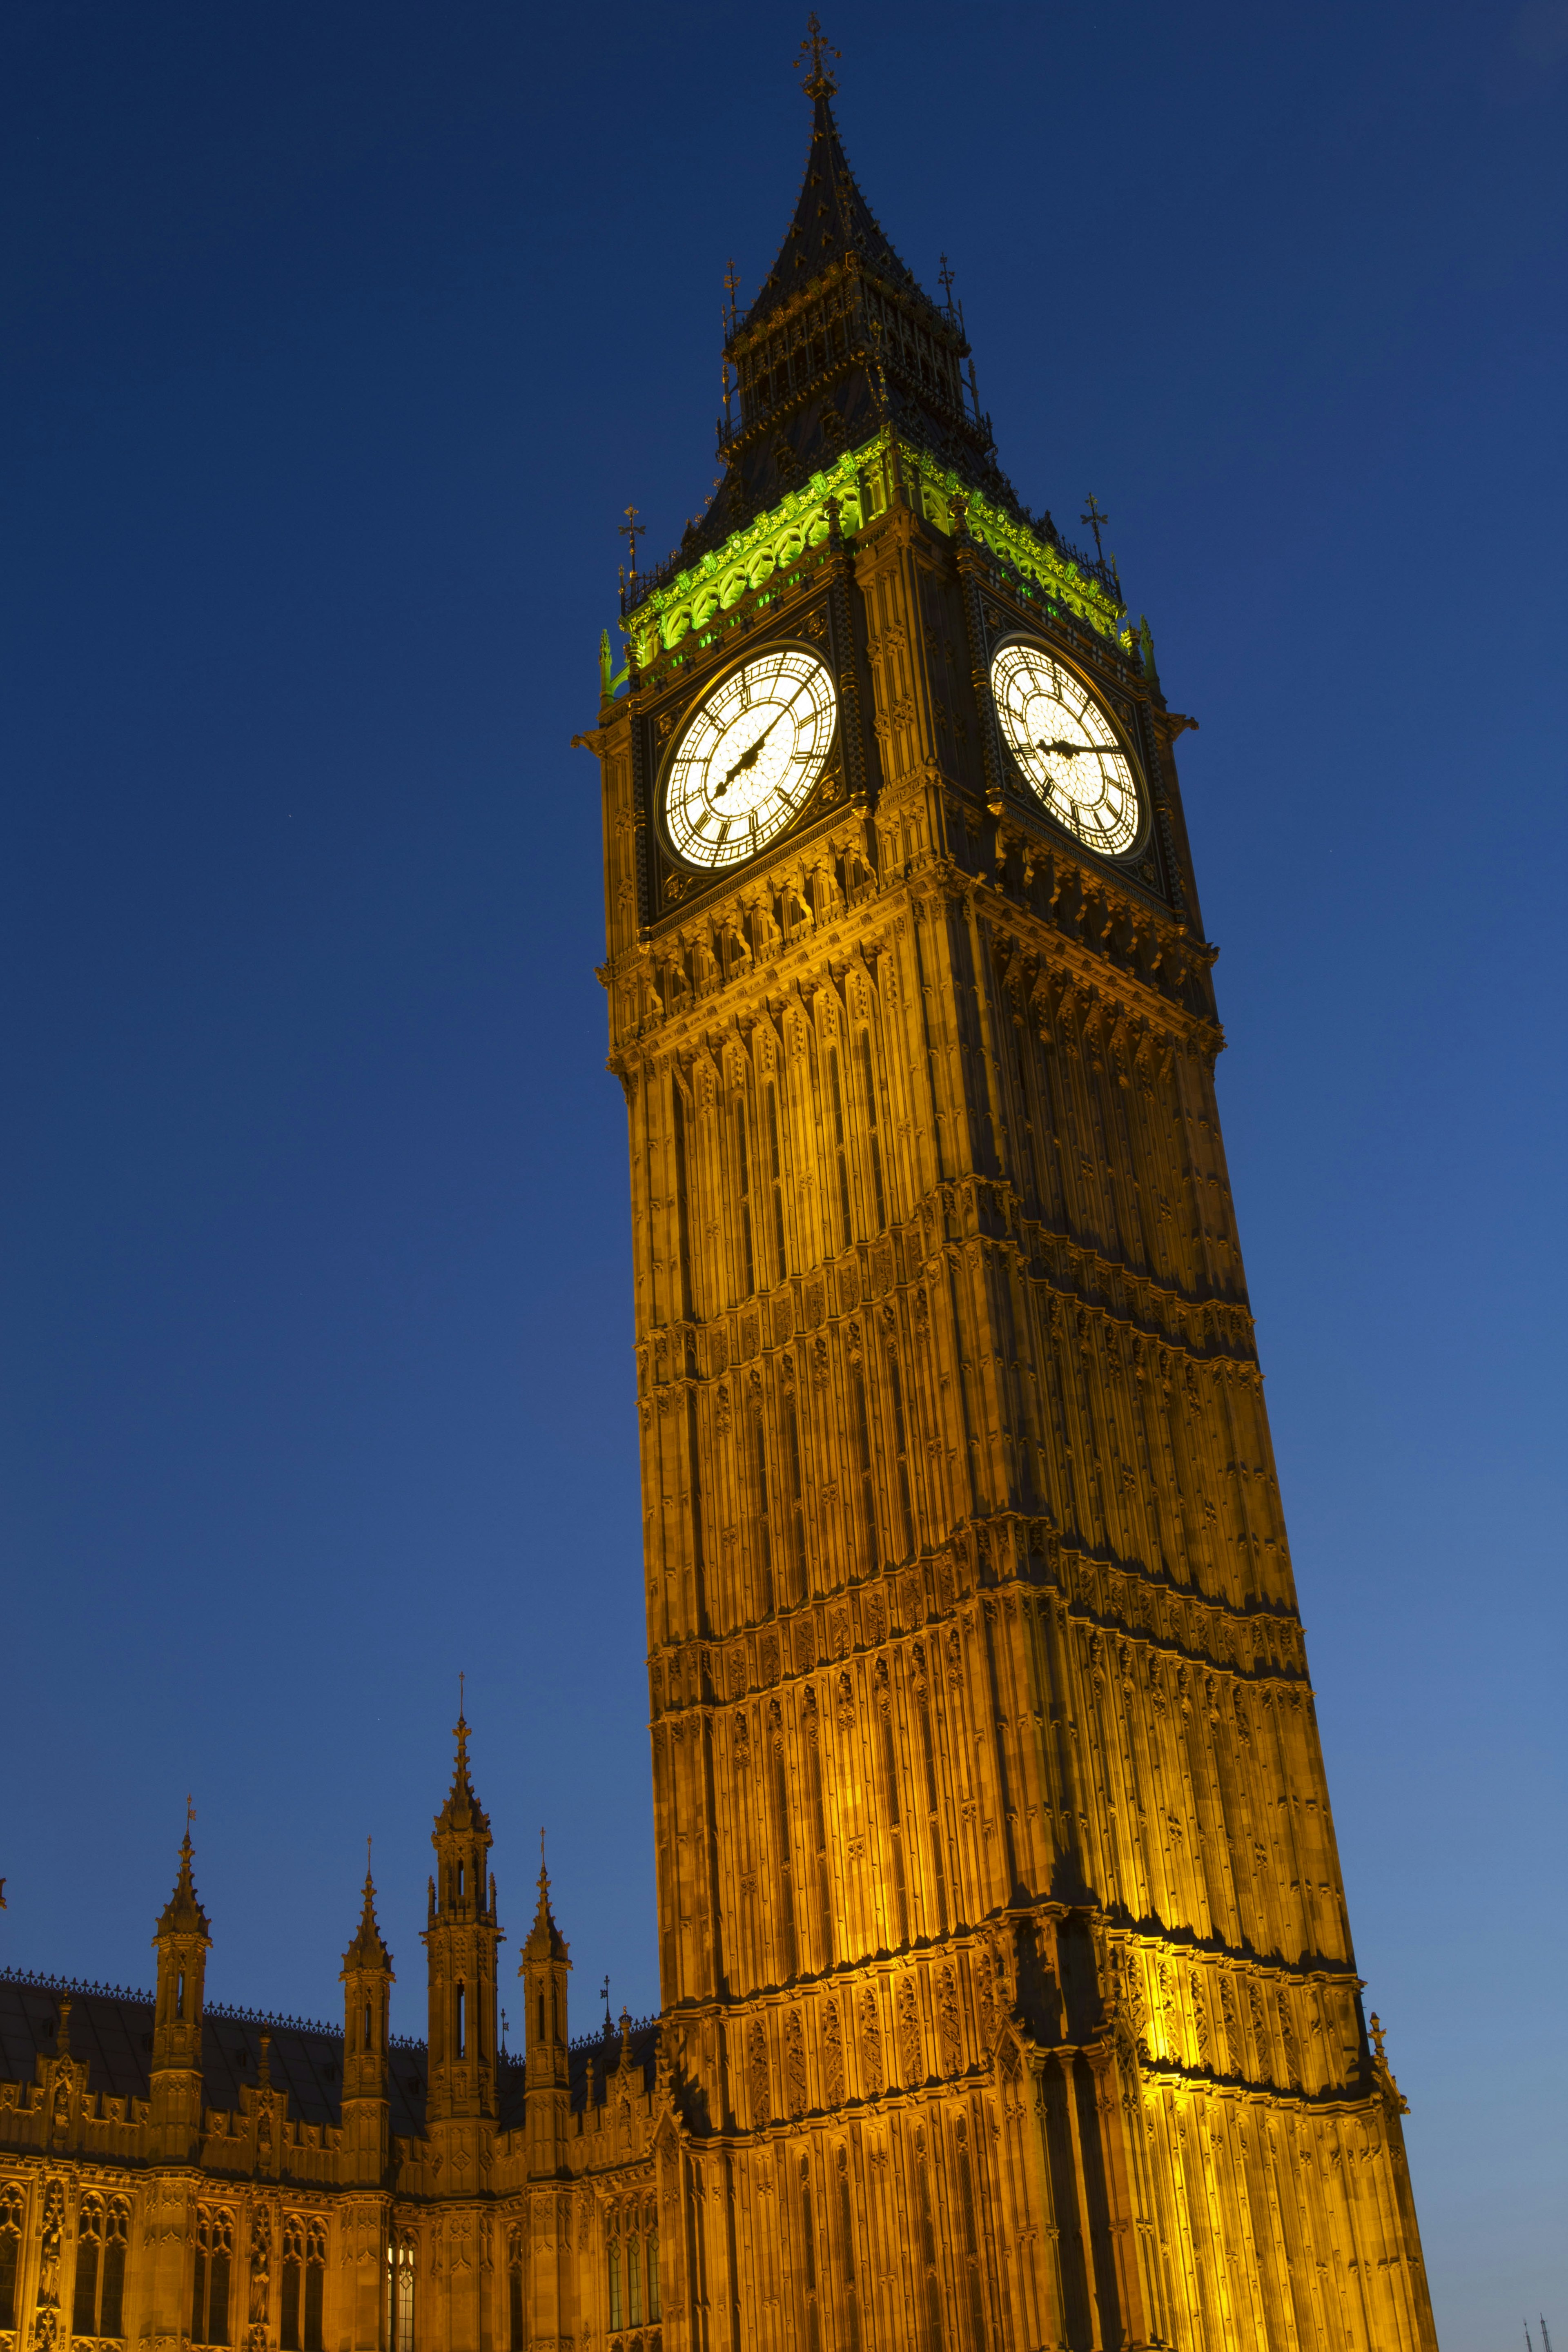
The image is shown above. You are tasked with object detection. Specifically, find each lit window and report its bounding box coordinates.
[386,2231,415,2352]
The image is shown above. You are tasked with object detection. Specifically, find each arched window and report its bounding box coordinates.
[0,2188,22,2332]
[627,2234,642,2327]
[456,1985,466,2060]
[281,2220,303,2351]
[607,2241,621,2332]
[74,2196,125,2336]
[386,2231,415,2352]
[646,2228,660,2324]
[280,2219,324,2352]
[74,2195,105,2336]
[191,2207,233,2346]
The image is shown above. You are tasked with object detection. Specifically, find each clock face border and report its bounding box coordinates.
[655,639,841,878]
[989,633,1149,864]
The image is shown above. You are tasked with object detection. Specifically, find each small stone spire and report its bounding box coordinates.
[521,1840,570,1969]
[342,1844,392,1975]
[156,1809,211,1944]
[518,1829,572,2168]
[423,1702,502,2127]
[149,1803,211,2161]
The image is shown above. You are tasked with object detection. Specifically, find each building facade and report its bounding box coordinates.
[1,1738,664,2352]
[2,46,1437,2352]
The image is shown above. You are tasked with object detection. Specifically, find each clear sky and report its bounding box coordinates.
[1,2,1563,2340]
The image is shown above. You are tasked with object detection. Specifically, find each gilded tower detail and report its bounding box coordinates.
[586,47,1438,2352]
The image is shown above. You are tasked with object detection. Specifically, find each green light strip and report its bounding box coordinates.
[624,432,1130,667]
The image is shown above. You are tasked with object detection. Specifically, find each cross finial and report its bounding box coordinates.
[937,253,956,313]
[797,12,840,98]
[1080,492,1111,564]
[601,1972,612,2031]
[619,505,645,588]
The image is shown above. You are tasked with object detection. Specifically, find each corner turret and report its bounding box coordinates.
[421,1708,502,2128]
[149,1815,210,2161]
[339,1849,393,2187]
[519,1841,571,2175]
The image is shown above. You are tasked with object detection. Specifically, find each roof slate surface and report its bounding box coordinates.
[0,1978,658,2143]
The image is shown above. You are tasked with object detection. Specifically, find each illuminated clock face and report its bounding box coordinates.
[663,647,837,870]
[990,642,1143,857]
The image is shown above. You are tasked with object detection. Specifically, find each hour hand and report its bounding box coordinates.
[1035,736,1102,760]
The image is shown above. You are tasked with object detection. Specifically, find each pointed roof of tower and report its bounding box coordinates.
[432,1708,491,1844]
[739,81,931,338]
[626,23,1029,613]
[341,1852,393,1975]
[521,1846,570,1967]
[154,1827,211,1943]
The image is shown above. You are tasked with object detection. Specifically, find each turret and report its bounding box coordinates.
[339,1851,393,2185]
[421,1709,502,2123]
[149,1820,210,2160]
[518,1844,571,2174]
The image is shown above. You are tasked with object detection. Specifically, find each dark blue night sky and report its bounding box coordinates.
[2,4,1563,2338]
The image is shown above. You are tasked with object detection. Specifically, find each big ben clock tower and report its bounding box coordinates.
[581,29,1438,2350]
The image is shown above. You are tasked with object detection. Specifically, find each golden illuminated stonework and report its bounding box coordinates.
[0,49,1435,2352]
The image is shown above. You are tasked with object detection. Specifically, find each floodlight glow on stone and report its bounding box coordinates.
[990,641,1142,857]
[664,648,837,869]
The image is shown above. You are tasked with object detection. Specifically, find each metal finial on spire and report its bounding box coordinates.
[619,506,645,588]
[937,253,956,316]
[797,12,840,98]
[1081,492,1111,564]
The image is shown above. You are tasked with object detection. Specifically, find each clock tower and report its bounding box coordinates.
[583,37,1437,2351]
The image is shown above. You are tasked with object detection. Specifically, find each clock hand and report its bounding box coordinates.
[1035,736,1113,760]
[714,711,786,801]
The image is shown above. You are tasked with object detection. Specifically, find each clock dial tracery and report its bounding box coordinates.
[663,646,837,871]
[991,639,1143,856]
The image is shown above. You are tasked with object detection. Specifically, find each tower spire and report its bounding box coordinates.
[518,1828,571,2176]
[149,1811,212,2162]
[423,1706,501,2134]
[341,1842,393,2185]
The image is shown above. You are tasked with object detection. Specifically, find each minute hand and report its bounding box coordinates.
[715,713,786,800]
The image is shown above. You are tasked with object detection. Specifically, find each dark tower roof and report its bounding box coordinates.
[154,1832,210,1944]
[341,1864,392,1976]
[738,83,933,338]
[432,1712,490,1845]
[521,1862,570,1968]
[627,36,1069,616]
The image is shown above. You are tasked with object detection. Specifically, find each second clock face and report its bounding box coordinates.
[991,641,1143,857]
[664,647,838,870]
